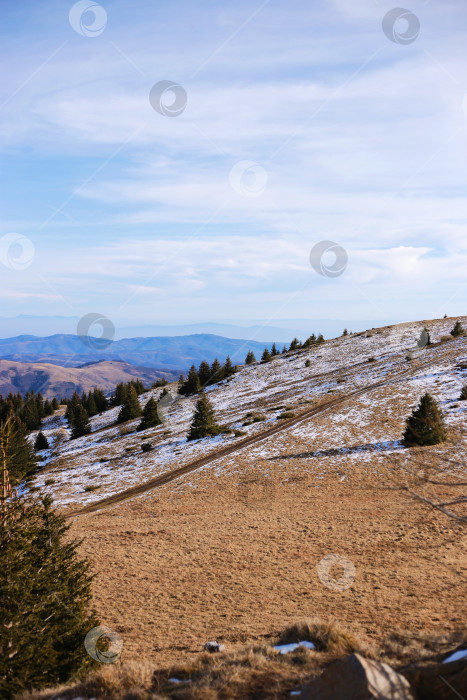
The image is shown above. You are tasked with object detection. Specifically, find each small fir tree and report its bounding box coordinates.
[403,392,447,446]
[245,351,256,365]
[137,397,162,431]
[281,346,287,354]
[34,431,49,451]
[316,333,325,344]
[117,385,142,424]
[197,361,211,387]
[261,347,272,363]
[450,320,464,337]
[209,358,224,384]
[289,338,301,351]
[187,392,222,441]
[71,405,91,439]
[3,416,38,486]
[223,356,236,377]
[51,397,59,411]
[271,343,279,356]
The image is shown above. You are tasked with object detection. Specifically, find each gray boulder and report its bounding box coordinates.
[300,653,416,700]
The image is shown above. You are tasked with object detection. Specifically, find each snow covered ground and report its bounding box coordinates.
[29,317,467,507]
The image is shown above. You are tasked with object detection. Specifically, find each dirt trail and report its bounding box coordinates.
[67,349,454,519]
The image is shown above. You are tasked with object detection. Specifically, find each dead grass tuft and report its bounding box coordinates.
[276,617,374,656]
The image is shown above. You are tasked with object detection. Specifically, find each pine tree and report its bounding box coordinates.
[65,391,82,426]
[245,351,256,365]
[209,358,223,384]
[289,338,301,351]
[261,347,272,363]
[223,356,236,377]
[34,431,49,451]
[180,365,201,395]
[187,393,222,441]
[117,385,142,424]
[450,320,464,337]
[137,397,162,431]
[271,343,279,357]
[0,493,99,696]
[3,416,38,486]
[316,333,325,344]
[71,405,91,439]
[43,399,53,417]
[51,397,59,411]
[197,361,211,388]
[303,334,316,347]
[281,346,287,354]
[342,328,348,336]
[86,392,98,417]
[403,393,447,446]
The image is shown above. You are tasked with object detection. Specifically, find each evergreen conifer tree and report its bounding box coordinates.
[34,431,49,451]
[271,343,279,356]
[51,397,59,411]
[0,493,99,696]
[403,392,447,446]
[459,384,467,401]
[3,416,38,486]
[180,365,201,395]
[317,333,325,344]
[223,356,236,376]
[289,338,301,351]
[137,397,162,431]
[197,361,211,388]
[209,358,223,384]
[245,351,256,365]
[261,347,272,363]
[450,320,464,337]
[71,405,91,439]
[342,328,348,336]
[117,385,142,424]
[187,393,222,440]
[281,346,287,354]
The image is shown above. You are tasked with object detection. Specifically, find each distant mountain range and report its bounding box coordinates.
[0,316,402,343]
[0,333,275,371]
[0,359,178,399]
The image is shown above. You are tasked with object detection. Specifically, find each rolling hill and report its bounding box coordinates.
[0,359,178,399]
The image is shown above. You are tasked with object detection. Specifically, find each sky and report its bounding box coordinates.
[0,0,466,337]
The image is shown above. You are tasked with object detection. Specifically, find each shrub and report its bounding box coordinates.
[450,320,464,337]
[84,484,101,492]
[277,411,295,420]
[117,386,142,424]
[137,397,162,431]
[233,429,246,437]
[459,384,467,401]
[44,478,55,486]
[34,431,49,451]
[305,359,311,367]
[187,393,222,441]
[141,443,152,452]
[403,392,447,446]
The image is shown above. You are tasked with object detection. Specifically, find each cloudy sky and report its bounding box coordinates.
[1,0,466,333]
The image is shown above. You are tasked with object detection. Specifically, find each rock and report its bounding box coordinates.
[404,645,467,700]
[300,653,416,700]
[203,641,225,653]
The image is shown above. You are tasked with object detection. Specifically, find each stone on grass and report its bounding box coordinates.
[204,641,225,653]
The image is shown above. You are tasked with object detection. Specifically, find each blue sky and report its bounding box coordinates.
[1,0,466,334]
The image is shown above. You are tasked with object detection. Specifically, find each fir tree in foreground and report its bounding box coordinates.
[261,347,271,363]
[71,404,91,439]
[117,385,142,424]
[0,493,99,697]
[187,392,222,441]
[34,431,49,451]
[137,396,162,431]
[403,392,447,446]
[3,416,38,486]
[450,320,464,337]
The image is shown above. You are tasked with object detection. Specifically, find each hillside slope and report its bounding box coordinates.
[28,317,466,668]
[0,359,177,399]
